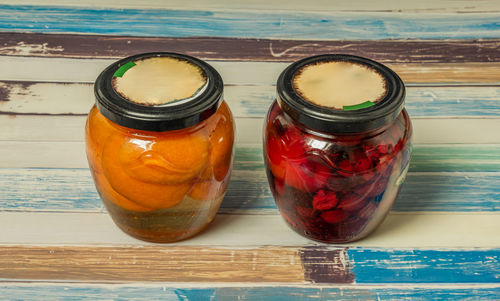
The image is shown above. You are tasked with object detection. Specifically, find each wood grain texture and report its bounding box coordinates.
[348,248,500,283]
[2,56,500,85]
[2,116,500,146]
[0,246,306,283]
[234,144,500,173]
[0,246,498,284]
[3,81,500,118]
[0,5,499,40]
[390,63,500,84]
[3,0,500,13]
[300,247,353,283]
[1,212,499,248]
[1,283,499,301]
[1,33,500,63]
[0,0,498,297]
[1,168,500,213]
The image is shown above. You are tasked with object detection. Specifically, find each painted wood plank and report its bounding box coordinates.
[0,5,499,40]
[409,145,500,172]
[3,82,500,118]
[208,286,500,300]
[0,246,307,283]
[2,116,500,146]
[234,144,500,173]
[3,0,500,13]
[0,116,261,144]
[230,85,500,118]
[2,33,500,63]
[0,246,499,283]
[348,248,500,284]
[1,168,500,213]
[0,212,499,247]
[1,56,500,85]
[228,172,500,212]
[0,283,499,301]
[0,81,93,115]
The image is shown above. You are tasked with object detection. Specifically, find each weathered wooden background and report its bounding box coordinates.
[0,0,499,299]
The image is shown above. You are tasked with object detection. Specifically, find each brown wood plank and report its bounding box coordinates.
[389,63,500,83]
[300,247,354,283]
[0,246,306,283]
[0,32,499,63]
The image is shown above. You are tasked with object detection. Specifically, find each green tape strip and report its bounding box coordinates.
[113,61,136,77]
[343,101,375,111]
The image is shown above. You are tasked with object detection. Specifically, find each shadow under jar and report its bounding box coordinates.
[263,54,412,243]
[86,52,235,243]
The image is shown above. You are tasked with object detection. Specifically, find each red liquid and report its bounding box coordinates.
[264,101,412,243]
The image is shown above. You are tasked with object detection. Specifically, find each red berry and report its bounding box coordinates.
[283,162,310,192]
[283,159,329,193]
[282,127,306,159]
[393,140,404,153]
[338,192,368,212]
[320,209,349,224]
[266,135,283,165]
[302,161,330,191]
[266,134,288,180]
[356,157,373,172]
[312,189,339,211]
[274,178,286,195]
[296,206,315,218]
[377,144,390,154]
[337,159,355,177]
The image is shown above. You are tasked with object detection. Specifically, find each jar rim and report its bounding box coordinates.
[94,52,223,132]
[276,54,405,134]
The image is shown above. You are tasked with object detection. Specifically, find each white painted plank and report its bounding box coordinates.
[0,81,94,114]
[0,115,262,144]
[0,283,499,300]
[0,118,499,168]
[1,114,500,145]
[0,56,286,86]
[1,56,499,86]
[0,115,85,142]
[3,82,500,118]
[1,0,498,13]
[0,212,498,248]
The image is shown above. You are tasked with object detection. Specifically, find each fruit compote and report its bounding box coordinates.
[264,54,412,243]
[86,53,234,242]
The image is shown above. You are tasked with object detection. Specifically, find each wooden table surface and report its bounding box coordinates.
[0,0,499,299]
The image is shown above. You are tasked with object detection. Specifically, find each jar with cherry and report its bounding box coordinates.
[263,54,412,243]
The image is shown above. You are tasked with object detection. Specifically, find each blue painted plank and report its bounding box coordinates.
[0,5,499,39]
[349,248,500,283]
[0,285,214,301]
[1,168,499,213]
[3,83,500,117]
[238,86,500,118]
[236,86,500,118]
[0,284,498,300]
[406,87,500,117]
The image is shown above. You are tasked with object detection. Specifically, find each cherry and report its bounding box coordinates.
[312,189,339,211]
[320,209,349,224]
[338,192,368,212]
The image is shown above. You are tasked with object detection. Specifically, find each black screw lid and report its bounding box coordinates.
[94,52,223,132]
[277,54,406,134]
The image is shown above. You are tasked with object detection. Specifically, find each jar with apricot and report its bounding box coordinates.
[86,52,235,242]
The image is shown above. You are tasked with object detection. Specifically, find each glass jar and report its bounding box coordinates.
[263,54,412,243]
[86,53,235,242]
